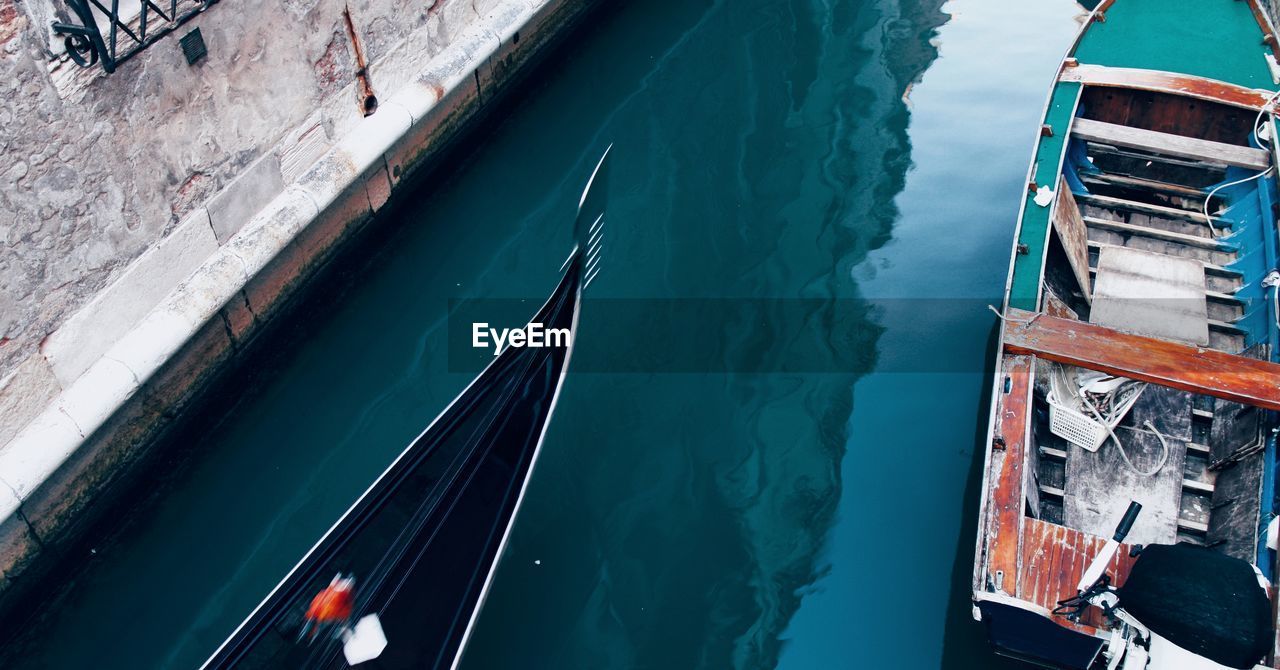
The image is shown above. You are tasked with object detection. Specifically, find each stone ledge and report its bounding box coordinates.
[0,356,61,448]
[208,154,286,244]
[39,208,219,388]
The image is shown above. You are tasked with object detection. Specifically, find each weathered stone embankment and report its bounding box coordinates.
[0,0,597,613]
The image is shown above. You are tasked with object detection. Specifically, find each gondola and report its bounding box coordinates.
[200,147,610,670]
[972,2,1280,669]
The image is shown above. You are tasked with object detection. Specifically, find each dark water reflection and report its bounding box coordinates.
[1,1,1083,669]
[462,0,947,667]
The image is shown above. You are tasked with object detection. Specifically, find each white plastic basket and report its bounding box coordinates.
[1049,399,1108,452]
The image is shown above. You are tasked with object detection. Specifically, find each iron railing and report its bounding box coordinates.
[51,0,217,74]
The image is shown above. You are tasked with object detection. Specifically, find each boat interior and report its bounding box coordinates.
[980,73,1280,643]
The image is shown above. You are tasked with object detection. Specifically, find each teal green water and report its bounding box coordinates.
[3,1,1082,668]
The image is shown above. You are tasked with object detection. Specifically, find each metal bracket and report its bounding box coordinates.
[52,0,218,74]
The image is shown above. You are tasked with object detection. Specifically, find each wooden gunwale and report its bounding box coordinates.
[983,354,1035,596]
[974,0,1100,595]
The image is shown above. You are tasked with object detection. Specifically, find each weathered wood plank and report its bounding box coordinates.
[1017,517,1137,632]
[1209,318,1248,336]
[986,354,1034,595]
[1183,479,1214,495]
[1130,383,1195,441]
[1084,216,1235,251]
[1040,445,1068,461]
[1089,229,1237,268]
[1052,179,1093,304]
[1043,286,1079,319]
[1211,401,1263,463]
[1207,452,1263,561]
[1090,245,1210,346]
[1179,518,1211,533]
[1072,117,1271,171]
[1083,207,1216,240]
[1206,379,1266,562]
[1066,427,1187,545]
[1078,172,1207,200]
[1088,143,1232,172]
[1002,309,1280,411]
[1075,192,1223,226]
[1059,64,1277,111]
[1206,289,1246,306]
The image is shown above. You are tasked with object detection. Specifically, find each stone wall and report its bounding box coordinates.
[1263,0,1280,32]
[0,0,515,416]
[0,0,597,614]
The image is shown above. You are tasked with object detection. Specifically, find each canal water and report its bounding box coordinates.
[4,0,1084,668]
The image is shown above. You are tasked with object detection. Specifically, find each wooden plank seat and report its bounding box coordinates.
[1074,192,1225,226]
[1058,64,1279,111]
[1001,309,1280,411]
[1071,117,1271,171]
[1078,172,1207,200]
[1084,216,1234,251]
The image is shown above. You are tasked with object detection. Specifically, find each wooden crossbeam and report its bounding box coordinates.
[1059,64,1277,111]
[1075,192,1223,226]
[1078,172,1207,200]
[1084,216,1233,251]
[1002,308,1280,411]
[1072,117,1271,171]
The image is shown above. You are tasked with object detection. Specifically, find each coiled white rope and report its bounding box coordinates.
[1053,363,1169,477]
[1090,409,1170,478]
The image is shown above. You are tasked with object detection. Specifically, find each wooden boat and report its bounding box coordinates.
[973,2,1280,668]
[199,148,610,670]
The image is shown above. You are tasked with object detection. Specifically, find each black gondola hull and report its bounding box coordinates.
[202,261,582,670]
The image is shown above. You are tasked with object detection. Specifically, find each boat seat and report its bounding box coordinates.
[1090,246,1209,346]
[1071,118,1270,171]
[1001,309,1280,411]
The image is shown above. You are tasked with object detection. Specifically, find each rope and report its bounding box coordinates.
[1265,271,1280,331]
[1203,167,1273,237]
[1087,403,1171,478]
[988,305,1043,324]
[1050,363,1168,477]
[1203,88,1280,237]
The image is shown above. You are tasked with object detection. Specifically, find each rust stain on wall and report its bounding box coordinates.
[0,3,24,47]
[342,5,378,116]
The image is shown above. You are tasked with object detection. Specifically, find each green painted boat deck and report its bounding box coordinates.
[1077,0,1276,90]
[1008,0,1280,311]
